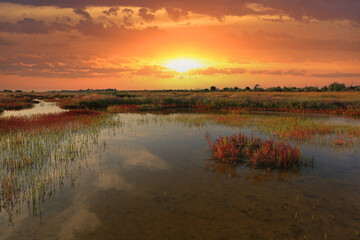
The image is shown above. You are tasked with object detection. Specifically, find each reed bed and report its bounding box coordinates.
[54,91,360,117]
[0,95,33,111]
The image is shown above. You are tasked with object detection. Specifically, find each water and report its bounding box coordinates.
[0,100,65,118]
[0,106,360,240]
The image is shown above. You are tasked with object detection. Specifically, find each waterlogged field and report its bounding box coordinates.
[0,102,360,239]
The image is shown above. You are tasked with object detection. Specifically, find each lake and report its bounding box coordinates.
[0,102,359,240]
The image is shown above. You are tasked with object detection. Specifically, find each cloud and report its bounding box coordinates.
[165,8,189,21]
[233,31,360,53]
[250,69,306,76]
[74,19,161,38]
[132,65,175,78]
[122,8,134,27]
[0,18,51,34]
[1,0,360,23]
[0,18,71,34]
[73,8,92,20]
[138,8,155,22]
[189,67,307,77]
[0,37,16,46]
[189,67,247,75]
[0,55,129,78]
[309,72,360,78]
[103,7,119,16]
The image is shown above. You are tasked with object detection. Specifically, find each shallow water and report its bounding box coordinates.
[1,107,360,240]
[0,100,65,118]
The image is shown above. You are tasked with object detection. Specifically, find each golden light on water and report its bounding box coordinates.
[164,58,205,73]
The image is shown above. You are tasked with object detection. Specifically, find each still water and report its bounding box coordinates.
[0,100,65,118]
[0,104,359,240]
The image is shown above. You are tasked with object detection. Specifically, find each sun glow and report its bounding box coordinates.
[164,58,204,73]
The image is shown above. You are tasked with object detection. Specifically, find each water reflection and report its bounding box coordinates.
[205,160,309,184]
[121,145,169,171]
[96,170,132,190]
[56,194,100,240]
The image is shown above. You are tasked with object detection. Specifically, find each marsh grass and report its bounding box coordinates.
[0,110,121,221]
[164,113,360,150]
[53,92,360,117]
[0,94,33,111]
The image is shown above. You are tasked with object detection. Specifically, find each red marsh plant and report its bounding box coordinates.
[107,104,141,112]
[206,133,301,169]
[0,109,104,133]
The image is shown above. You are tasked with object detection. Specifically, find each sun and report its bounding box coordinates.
[164,58,204,73]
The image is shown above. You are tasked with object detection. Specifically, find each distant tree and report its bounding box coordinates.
[210,86,217,91]
[15,90,23,92]
[320,86,328,92]
[244,86,251,91]
[282,86,291,92]
[234,87,239,91]
[267,86,282,92]
[223,87,229,91]
[304,86,319,92]
[3,89,12,92]
[328,82,346,91]
[253,84,260,91]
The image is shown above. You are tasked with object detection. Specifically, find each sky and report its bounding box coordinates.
[0,0,359,91]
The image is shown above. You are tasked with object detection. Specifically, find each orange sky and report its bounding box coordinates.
[0,1,359,90]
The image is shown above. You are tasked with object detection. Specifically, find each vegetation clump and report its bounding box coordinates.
[206,133,303,169]
[0,94,33,111]
[0,109,103,132]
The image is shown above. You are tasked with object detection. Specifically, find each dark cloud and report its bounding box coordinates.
[138,8,155,22]
[122,8,134,27]
[0,55,128,78]
[103,7,119,16]
[75,19,161,38]
[73,8,92,20]
[165,8,188,21]
[235,31,360,53]
[1,0,359,23]
[309,72,360,78]
[0,18,51,34]
[0,18,71,34]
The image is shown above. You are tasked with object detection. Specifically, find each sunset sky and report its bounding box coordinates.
[0,0,359,90]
